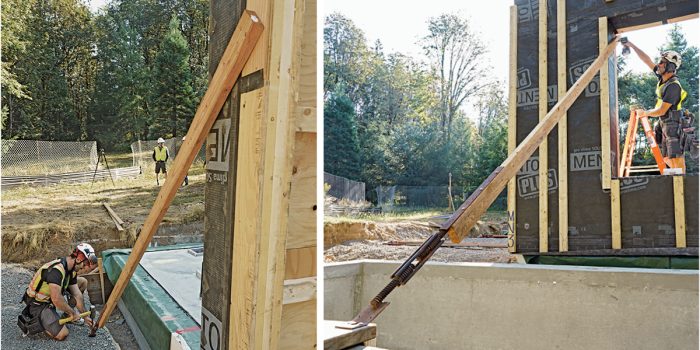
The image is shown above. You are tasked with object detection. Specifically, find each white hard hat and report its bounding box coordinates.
[182,136,186,141]
[157,137,165,143]
[74,243,98,265]
[661,50,682,70]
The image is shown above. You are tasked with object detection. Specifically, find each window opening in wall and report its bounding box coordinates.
[615,19,699,177]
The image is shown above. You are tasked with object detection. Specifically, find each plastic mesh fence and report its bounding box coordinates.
[324,172,366,202]
[373,185,509,211]
[1,140,98,176]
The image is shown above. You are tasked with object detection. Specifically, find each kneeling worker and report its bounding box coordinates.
[20,243,98,340]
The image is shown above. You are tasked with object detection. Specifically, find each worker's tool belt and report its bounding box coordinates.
[680,110,699,159]
[659,110,684,158]
[17,293,48,336]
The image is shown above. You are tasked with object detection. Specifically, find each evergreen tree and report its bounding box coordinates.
[151,16,196,138]
[92,13,152,149]
[324,89,361,180]
[660,24,698,113]
[9,0,96,141]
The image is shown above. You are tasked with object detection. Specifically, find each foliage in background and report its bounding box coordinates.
[324,12,501,196]
[151,16,196,138]
[324,88,361,180]
[1,0,209,151]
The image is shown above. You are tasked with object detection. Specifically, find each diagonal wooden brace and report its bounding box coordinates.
[94,10,264,331]
[443,35,620,243]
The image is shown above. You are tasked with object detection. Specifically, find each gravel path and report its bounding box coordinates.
[1,263,119,349]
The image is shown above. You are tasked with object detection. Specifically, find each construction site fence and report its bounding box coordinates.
[1,166,141,188]
[130,138,206,169]
[1,139,98,176]
[373,185,507,211]
[324,172,366,202]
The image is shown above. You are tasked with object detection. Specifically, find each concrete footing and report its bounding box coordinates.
[325,261,698,350]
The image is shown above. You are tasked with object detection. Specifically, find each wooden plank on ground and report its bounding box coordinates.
[557,0,568,252]
[611,179,621,249]
[324,321,377,350]
[673,176,686,248]
[507,5,518,253]
[599,17,611,190]
[539,0,549,253]
[95,11,263,331]
[103,203,125,225]
[442,36,620,243]
[103,203,124,231]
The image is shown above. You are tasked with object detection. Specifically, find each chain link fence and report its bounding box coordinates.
[374,185,506,211]
[324,172,366,202]
[1,140,98,176]
[130,137,206,169]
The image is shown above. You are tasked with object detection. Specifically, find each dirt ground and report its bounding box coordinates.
[324,213,515,264]
[1,173,205,268]
[1,173,206,348]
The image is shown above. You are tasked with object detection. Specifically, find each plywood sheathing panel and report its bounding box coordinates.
[288,132,317,249]
[280,300,317,350]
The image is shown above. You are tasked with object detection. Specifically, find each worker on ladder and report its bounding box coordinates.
[622,40,688,174]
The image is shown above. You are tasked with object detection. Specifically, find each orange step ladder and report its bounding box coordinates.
[620,109,666,177]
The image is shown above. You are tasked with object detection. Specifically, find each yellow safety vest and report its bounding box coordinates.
[26,259,74,303]
[154,146,168,161]
[655,77,687,110]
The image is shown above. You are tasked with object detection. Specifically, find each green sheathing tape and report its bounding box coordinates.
[102,247,202,349]
[526,255,698,269]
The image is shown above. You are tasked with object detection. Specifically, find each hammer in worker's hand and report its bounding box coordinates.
[59,305,96,325]
[88,307,101,337]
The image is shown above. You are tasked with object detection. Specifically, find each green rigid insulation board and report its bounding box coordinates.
[525,255,698,270]
[102,244,202,350]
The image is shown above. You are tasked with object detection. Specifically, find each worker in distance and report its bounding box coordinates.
[622,39,689,173]
[153,137,170,185]
[18,243,98,340]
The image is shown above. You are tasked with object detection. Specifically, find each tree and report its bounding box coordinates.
[422,14,487,140]
[151,16,196,138]
[91,9,152,148]
[9,0,96,141]
[472,83,508,190]
[324,89,361,180]
[660,24,698,114]
[323,13,372,103]
[1,0,33,134]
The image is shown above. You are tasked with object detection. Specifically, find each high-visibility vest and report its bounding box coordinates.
[154,146,168,161]
[26,259,74,303]
[655,76,687,110]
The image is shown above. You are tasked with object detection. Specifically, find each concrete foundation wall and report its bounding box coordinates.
[325,261,698,350]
